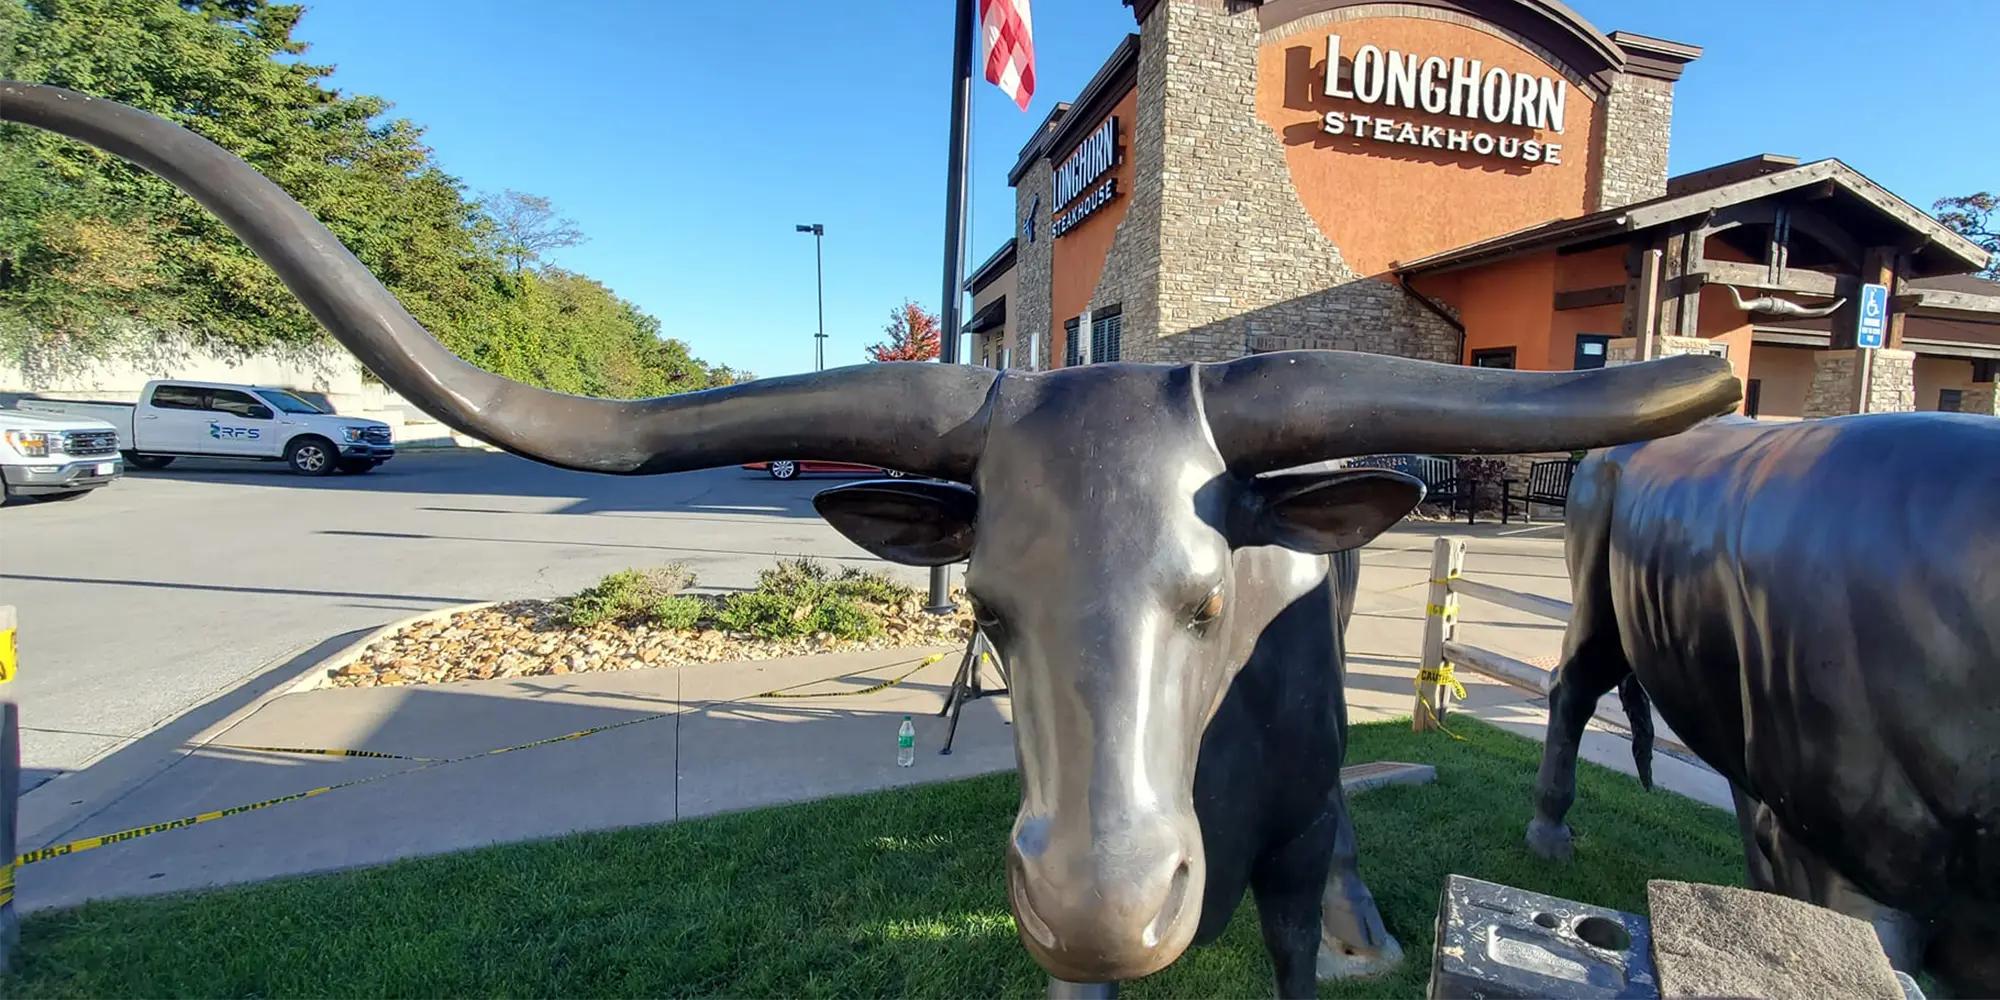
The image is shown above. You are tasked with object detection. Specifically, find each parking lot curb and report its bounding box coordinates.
[279,601,501,694]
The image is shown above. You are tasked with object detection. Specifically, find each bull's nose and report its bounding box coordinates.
[1006,818,1202,981]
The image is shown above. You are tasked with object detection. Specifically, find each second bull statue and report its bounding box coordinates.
[0,83,1743,997]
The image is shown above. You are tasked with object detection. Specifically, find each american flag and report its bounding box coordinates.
[980,0,1035,111]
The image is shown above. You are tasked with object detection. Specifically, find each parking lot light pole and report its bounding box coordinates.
[795,224,826,371]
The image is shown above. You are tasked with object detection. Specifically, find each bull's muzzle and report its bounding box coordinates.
[1005,811,1205,982]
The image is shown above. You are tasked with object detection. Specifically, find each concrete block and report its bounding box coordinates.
[1647,880,1905,1000]
[1429,874,1657,999]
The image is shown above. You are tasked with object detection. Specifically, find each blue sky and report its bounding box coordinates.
[287,1,1994,379]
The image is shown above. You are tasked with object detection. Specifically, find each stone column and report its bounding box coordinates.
[1804,348,1916,418]
[1592,72,1675,211]
[1961,382,2000,416]
[1014,160,1054,369]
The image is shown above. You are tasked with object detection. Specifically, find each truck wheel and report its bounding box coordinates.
[768,460,799,480]
[284,436,338,476]
[124,452,174,470]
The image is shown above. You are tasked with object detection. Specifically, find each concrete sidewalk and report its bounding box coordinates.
[12,525,1729,915]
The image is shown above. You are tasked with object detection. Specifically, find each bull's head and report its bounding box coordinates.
[2,83,1743,984]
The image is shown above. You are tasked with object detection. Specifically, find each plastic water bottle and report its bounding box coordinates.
[897,715,916,767]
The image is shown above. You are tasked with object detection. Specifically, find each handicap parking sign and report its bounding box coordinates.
[1856,282,1889,349]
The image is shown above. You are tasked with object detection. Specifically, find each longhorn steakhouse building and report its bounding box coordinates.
[963,0,2000,421]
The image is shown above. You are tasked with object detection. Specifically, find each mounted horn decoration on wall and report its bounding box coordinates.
[1724,284,1846,320]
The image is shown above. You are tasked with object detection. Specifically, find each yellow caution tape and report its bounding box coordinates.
[1413,663,1468,742]
[1425,600,1459,618]
[0,624,15,683]
[751,651,947,699]
[194,743,438,761]
[1417,663,1469,700]
[7,651,958,881]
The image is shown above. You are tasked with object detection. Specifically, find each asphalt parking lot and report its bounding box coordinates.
[0,450,945,790]
[0,448,1573,796]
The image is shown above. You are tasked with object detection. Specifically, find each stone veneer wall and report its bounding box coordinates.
[1804,348,1915,417]
[1592,72,1675,210]
[1961,382,2000,416]
[1014,160,1055,370]
[1086,6,1171,349]
[1101,0,1458,366]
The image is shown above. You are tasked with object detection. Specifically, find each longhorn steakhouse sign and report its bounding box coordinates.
[1318,34,1569,166]
[1052,115,1119,238]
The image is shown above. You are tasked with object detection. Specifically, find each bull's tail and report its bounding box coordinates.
[1617,674,1655,791]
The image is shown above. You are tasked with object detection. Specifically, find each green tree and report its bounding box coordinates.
[1934,192,1998,280]
[0,0,739,398]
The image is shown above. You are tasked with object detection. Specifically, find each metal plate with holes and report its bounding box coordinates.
[1429,873,1657,999]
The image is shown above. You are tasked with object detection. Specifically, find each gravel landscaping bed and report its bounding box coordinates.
[326,559,974,689]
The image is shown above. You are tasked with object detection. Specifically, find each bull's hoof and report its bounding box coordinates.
[1315,930,1404,980]
[1525,817,1574,861]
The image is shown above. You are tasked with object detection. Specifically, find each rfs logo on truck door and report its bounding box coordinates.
[209,423,261,440]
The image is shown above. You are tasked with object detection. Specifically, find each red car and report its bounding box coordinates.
[741,460,908,481]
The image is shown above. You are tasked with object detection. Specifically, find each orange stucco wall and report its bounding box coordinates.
[1435,253,1558,369]
[1256,18,1602,278]
[1548,246,1626,370]
[1915,356,1977,410]
[1747,345,1813,420]
[1050,87,1139,365]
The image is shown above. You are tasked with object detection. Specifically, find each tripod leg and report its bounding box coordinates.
[937,636,978,718]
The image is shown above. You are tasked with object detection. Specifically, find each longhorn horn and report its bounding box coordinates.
[1724,284,1846,320]
[1199,349,1741,474]
[0,83,996,479]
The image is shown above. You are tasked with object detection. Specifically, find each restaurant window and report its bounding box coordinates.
[1744,378,1762,418]
[1975,360,1997,383]
[1063,317,1081,367]
[1470,347,1516,369]
[1573,335,1611,370]
[1091,307,1123,363]
[1939,389,1964,413]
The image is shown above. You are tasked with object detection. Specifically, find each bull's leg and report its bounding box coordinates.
[1740,793,1928,977]
[1730,783,1781,892]
[1525,625,1630,861]
[1250,810,1346,999]
[1315,795,1404,980]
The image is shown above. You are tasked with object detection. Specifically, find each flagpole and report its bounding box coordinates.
[927,0,977,615]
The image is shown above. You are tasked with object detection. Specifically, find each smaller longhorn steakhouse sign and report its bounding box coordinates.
[1051,116,1118,238]
[1317,33,1569,167]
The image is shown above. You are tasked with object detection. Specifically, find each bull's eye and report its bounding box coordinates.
[1192,586,1225,626]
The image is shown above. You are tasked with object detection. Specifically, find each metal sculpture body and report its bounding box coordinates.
[1524,412,2000,997]
[1,84,1741,998]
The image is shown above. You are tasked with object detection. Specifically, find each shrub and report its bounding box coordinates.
[562,563,697,627]
[711,558,890,640]
[829,566,914,606]
[650,595,707,630]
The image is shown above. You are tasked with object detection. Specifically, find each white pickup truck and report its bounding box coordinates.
[0,409,124,503]
[18,379,396,476]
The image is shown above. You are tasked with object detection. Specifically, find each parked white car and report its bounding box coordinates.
[0,409,124,503]
[18,379,395,476]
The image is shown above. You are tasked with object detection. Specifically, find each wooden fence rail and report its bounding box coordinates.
[1408,538,1695,760]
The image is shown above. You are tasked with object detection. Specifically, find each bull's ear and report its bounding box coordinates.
[812,480,978,566]
[1239,469,1425,554]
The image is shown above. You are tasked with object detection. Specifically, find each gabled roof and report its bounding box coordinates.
[1393,157,1992,279]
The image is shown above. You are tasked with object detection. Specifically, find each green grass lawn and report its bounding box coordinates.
[4,717,1744,999]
